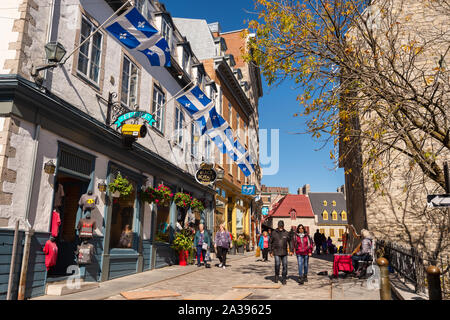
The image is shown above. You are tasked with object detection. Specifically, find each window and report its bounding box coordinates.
[197,70,204,89]
[204,135,212,162]
[152,85,165,132]
[332,210,338,220]
[329,229,335,237]
[209,85,217,101]
[341,211,347,220]
[217,87,222,115]
[319,228,325,234]
[77,16,102,84]
[161,17,172,48]
[323,210,329,220]
[174,106,184,146]
[332,200,336,206]
[182,48,190,72]
[191,122,200,159]
[339,229,344,238]
[323,200,328,206]
[121,55,139,107]
[236,113,240,137]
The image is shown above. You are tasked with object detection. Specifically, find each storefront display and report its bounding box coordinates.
[43,237,58,271]
[77,240,95,265]
[78,190,99,212]
[51,209,61,238]
[77,212,96,239]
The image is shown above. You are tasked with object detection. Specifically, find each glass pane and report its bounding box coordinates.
[77,55,88,75]
[81,18,91,39]
[129,64,138,107]
[121,58,130,105]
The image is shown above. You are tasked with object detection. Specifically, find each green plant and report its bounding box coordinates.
[174,192,191,208]
[155,230,169,243]
[108,173,133,197]
[171,229,194,252]
[140,186,156,203]
[235,238,246,247]
[154,184,173,206]
[190,198,205,212]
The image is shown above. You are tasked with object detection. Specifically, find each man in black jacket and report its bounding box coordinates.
[269,220,293,285]
[313,229,322,255]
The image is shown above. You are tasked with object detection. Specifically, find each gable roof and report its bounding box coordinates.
[264,194,315,220]
[308,192,347,225]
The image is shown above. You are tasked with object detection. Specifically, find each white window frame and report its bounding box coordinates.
[152,85,165,133]
[121,55,139,108]
[216,87,222,115]
[204,135,212,163]
[191,122,200,159]
[174,105,184,147]
[161,17,172,49]
[135,0,152,21]
[77,16,102,84]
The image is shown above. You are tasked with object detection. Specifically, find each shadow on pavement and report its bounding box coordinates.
[311,254,335,262]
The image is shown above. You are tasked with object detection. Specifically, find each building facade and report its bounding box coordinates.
[260,185,289,231]
[173,18,263,241]
[0,0,221,299]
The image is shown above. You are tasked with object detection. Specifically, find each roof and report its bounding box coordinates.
[308,192,348,225]
[264,194,315,220]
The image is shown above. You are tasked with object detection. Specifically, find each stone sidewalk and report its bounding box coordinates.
[33,252,380,300]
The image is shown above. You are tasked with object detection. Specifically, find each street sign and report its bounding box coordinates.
[427,194,450,208]
[242,185,256,195]
[195,163,217,185]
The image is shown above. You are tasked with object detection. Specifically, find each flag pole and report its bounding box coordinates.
[60,0,133,65]
[150,79,195,119]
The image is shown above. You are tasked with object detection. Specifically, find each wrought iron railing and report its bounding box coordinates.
[376,240,449,299]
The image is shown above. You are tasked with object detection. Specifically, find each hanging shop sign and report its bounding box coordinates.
[121,124,147,138]
[241,185,256,195]
[262,206,269,216]
[195,163,217,185]
[113,111,156,128]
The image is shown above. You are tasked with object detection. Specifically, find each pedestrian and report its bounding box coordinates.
[258,230,270,262]
[292,224,314,285]
[214,223,232,269]
[193,223,212,268]
[269,220,293,285]
[321,232,327,254]
[313,229,322,255]
[327,237,334,254]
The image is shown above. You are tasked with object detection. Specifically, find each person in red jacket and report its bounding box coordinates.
[292,224,314,285]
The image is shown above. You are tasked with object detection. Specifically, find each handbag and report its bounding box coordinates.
[202,242,208,250]
[255,246,261,257]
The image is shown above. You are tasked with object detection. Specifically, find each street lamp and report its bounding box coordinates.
[43,160,56,175]
[98,180,107,193]
[31,41,67,83]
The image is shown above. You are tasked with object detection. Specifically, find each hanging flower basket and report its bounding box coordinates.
[174,192,191,208]
[190,198,205,213]
[108,173,133,198]
[154,184,173,207]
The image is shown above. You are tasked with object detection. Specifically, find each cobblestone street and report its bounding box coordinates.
[103,253,379,300]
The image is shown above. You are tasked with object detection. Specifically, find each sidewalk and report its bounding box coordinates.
[32,252,250,300]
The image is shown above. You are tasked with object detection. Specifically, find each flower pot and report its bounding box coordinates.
[178,250,189,266]
[112,191,121,198]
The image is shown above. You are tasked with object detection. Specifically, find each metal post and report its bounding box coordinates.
[426,265,442,300]
[17,228,34,300]
[6,220,20,300]
[377,257,392,300]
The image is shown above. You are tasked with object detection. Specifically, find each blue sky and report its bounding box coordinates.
[166,0,345,193]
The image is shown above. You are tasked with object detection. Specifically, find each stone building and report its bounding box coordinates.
[0,0,221,299]
[259,184,289,231]
[173,18,263,241]
[340,0,450,260]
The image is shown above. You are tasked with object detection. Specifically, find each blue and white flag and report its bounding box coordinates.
[105,7,171,67]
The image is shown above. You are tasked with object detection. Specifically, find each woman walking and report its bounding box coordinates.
[258,231,270,262]
[292,224,314,285]
[214,223,232,269]
[194,223,212,268]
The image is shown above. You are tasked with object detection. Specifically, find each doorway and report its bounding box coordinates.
[47,173,89,278]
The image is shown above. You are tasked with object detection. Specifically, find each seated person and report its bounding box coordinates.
[351,229,374,273]
[118,224,133,248]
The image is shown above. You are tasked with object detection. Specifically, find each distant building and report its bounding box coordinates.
[261,194,315,233]
[260,185,289,230]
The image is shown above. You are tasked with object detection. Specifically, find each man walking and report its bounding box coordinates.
[269,221,293,285]
[313,229,322,255]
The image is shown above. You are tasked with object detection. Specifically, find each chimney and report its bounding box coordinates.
[297,188,303,195]
[338,185,346,198]
[302,184,310,195]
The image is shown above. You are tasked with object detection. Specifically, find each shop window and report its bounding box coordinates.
[319,228,325,234]
[121,55,139,108]
[341,210,347,220]
[77,16,102,84]
[155,206,170,243]
[322,210,328,220]
[109,168,138,250]
[332,210,338,220]
[161,17,172,49]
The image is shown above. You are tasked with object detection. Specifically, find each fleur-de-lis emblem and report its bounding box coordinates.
[165,47,170,52]
[185,103,190,107]
[138,21,145,28]
[199,94,204,99]
[120,33,127,39]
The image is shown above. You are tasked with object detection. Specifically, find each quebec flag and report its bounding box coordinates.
[176,85,255,177]
[105,7,171,67]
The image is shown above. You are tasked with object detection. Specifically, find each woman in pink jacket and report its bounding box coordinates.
[292,224,314,285]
